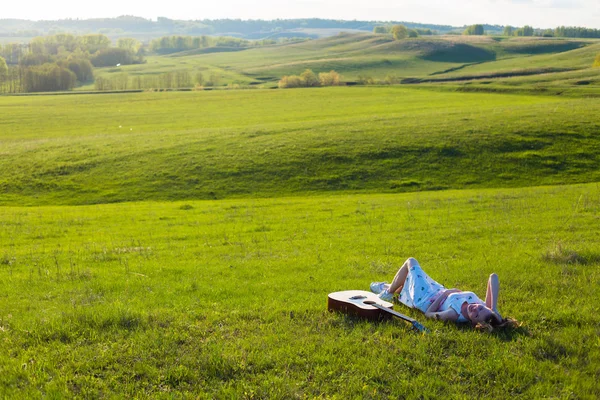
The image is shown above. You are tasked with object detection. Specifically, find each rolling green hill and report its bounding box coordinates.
[2,87,600,206]
[84,33,600,92]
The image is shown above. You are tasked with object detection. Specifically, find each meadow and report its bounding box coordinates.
[2,87,600,206]
[1,183,599,398]
[1,72,600,396]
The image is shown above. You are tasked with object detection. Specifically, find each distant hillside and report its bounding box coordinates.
[0,17,469,41]
[84,32,600,94]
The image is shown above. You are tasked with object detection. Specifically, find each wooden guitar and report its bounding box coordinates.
[328,290,429,333]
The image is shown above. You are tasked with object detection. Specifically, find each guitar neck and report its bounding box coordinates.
[370,303,416,322]
[371,303,429,333]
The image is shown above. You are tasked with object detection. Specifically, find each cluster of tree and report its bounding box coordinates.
[502,25,600,38]
[463,25,485,36]
[0,60,77,92]
[148,35,279,54]
[94,70,222,91]
[0,33,146,93]
[551,26,600,38]
[389,25,421,40]
[502,25,535,37]
[278,69,341,88]
[374,26,434,36]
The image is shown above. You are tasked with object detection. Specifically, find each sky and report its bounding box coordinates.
[3,0,600,29]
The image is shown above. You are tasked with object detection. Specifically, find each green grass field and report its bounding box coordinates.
[2,87,600,206]
[2,52,600,397]
[1,184,599,397]
[83,33,600,92]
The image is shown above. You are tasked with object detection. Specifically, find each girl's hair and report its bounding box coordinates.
[475,313,519,332]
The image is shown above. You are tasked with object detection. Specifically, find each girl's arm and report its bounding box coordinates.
[424,289,460,321]
[425,309,459,322]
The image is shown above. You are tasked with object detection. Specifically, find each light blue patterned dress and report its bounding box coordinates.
[439,291,486,322]
[398,260,446,313]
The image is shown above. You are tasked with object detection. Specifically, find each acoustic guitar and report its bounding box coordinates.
[327,290,429,333]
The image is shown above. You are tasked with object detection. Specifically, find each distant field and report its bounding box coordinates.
[84,33,600,91]
[2,87,600,206]
[1,183,599,397]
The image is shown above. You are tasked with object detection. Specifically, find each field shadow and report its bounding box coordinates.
[421,43,496,63]
[454,321,531,342]
[542,242,600,266]
[330,311,530,341]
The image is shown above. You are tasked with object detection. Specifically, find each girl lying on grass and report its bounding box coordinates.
[370,257,517,331]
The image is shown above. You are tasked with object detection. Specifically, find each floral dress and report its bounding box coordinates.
[398,260,446,313]
[439,291,485,322]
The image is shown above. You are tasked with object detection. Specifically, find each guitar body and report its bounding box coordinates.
[328,290,429,333]
[327,290,394,321]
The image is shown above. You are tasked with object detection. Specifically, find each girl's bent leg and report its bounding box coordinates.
[486,273,500,313]
[388,257,419,294]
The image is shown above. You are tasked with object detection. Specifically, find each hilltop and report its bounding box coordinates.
[89,33,600,93]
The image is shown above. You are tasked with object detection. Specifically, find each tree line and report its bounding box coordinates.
[374,25,434,38]
[0,33,145,93]
[94,70,222,91]
[462,24,600,38]
[148,35,277,54]
[0,17,459,38]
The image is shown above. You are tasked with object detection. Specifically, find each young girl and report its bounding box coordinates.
[371,258,516,330]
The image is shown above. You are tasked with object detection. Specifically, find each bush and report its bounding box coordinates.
[279,69,341,89]
[384,75,401,85]
[594,54,600,68]
[300,69,319,87]
[391,25,408,40]
[373,26,389,34]
[319,70,341,86]
[357,75,376,85]
[278,75,304,88]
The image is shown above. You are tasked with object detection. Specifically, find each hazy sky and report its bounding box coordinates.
[4,0,600,29]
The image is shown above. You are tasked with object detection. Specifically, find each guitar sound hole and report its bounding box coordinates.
[363,301,376,305]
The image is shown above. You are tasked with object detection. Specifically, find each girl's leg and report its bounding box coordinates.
[485,273,500,312]
[387,257,418,294]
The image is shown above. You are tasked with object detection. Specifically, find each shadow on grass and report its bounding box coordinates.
[330,311,530,341]
[542,242,600,265]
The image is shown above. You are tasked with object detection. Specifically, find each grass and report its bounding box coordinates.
[81,33,600,90]
[1,183,599,397]
[2,87,600,206]
[2,53,600,397]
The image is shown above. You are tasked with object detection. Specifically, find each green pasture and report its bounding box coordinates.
[2,87,600,206]
[2,80,600,397]
[85,33,600,90]
[1,183,599,398]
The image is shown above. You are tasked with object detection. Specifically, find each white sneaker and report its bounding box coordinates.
[370,282,388,294]
[378,290,394,302]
